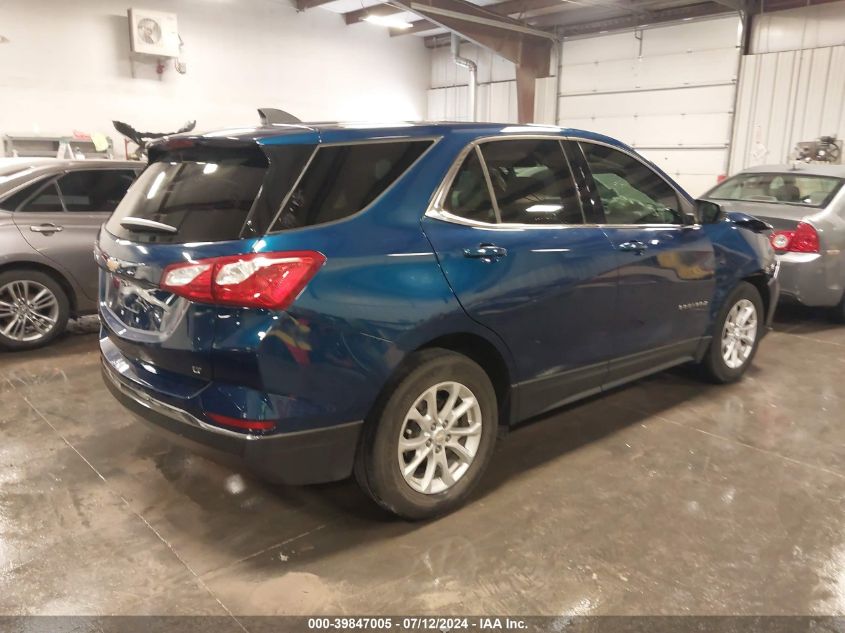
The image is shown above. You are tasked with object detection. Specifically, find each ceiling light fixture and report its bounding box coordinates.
[363,14,414,29]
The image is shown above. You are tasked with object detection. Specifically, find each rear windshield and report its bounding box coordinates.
[708,172,844,208]
[105,145,289,244]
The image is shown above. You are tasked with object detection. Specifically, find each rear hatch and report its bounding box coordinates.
[96,134,315,387]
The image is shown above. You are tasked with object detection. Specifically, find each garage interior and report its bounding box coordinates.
[2,0,845,622]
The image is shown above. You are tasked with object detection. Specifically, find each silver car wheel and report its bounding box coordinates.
[397,381,483,495]
[0,280,60,342]
[721,298,758,370]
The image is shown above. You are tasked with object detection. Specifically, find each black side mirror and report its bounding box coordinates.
[696,200,723,224]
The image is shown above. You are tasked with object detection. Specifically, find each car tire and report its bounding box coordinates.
[0,269,70,351]
[354,348,498,520]
[699,281,764,384]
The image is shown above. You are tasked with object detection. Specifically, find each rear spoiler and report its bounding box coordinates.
[147,136,265,163]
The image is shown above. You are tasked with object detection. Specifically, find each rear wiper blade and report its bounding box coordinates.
[120,217,178,233]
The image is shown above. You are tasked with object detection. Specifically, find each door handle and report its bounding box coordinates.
[618,240,648,254]
[30,223,63,234]
[463,244,508,260]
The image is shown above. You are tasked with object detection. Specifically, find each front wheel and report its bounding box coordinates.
[354,349,498,520]
[699,281,764,383]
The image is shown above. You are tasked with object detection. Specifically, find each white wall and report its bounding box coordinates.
[0,0,429,157]
[729,1,845,171]
[426,16,742,195]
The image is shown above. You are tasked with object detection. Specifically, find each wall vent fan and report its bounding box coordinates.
[128,8,180,57]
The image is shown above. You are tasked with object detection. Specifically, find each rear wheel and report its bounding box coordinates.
[0,270,69,351]
[354,349,497,520]
[699,281,764,383]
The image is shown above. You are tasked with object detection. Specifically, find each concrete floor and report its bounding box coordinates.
[1,308,844,617]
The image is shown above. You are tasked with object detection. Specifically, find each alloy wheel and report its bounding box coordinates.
[397,381,483,495]
[721,298,758,370]
[0,280,60,342]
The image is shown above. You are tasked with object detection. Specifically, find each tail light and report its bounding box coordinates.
[769,222,819,254]
[161,251,326,309]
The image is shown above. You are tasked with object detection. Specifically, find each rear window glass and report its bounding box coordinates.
[270,141,432,231]
[106,145,271,243]
[708,172,844,208]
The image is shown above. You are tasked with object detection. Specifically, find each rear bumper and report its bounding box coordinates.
[101,353,362,486]
[776,252,843,308]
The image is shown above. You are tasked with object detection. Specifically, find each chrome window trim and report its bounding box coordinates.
[476,145,502,223]
[317,135,443,147]
[265,136,442,235]
[425,133,697,230]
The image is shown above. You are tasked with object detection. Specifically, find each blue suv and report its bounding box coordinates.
[97,123,779,519]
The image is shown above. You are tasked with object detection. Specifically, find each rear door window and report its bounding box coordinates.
[58,170,138,213]
[270,141,432,231]
[0,178,52,211]
[480,139,584,225]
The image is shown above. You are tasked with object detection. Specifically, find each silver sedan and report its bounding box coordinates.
[703,163,845,321]
[0,158,141,350]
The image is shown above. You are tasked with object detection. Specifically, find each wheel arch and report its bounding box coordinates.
[415,332,514,429]
[741,272,771,318]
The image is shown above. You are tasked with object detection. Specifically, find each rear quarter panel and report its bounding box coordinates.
[138,135,517,433]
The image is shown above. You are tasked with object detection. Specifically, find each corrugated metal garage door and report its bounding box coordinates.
[729,45,845,172]
[559,16,742,196]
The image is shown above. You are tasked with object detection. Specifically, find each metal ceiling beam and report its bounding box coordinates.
[407,3,557,38]
[530,0,731,32]
[390,0,555,122]
[295,0,338,10]
[710,0,749,10]
[346,0,562,26]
